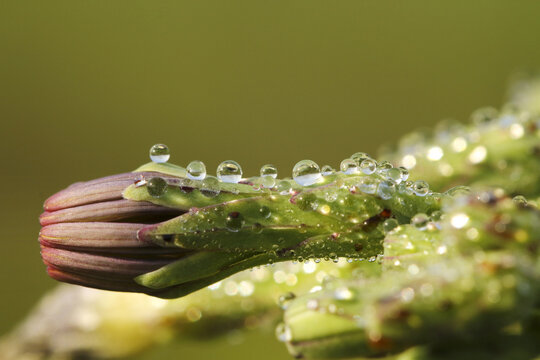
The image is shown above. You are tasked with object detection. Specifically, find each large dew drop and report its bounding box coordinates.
[260,164,278,178]
[187,160,206,180]
[293,160,321,186]
[217,160,243,183]
[149,144,170,163]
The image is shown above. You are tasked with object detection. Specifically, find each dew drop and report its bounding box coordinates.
[147,177,168,197]
[360,159,377,175]
[261,176,276,189]
[383,218,399,233]
[398,167,409,181]
[226,212,245,232]
[378,180,396,200]
[351,152,370,165]
[187,160,206,180]
[471,107,498,125]
[385,168,403,184]
[200,176,220,197]
[430,210,443,221]
[411,213,429,229]
[277,180,293,195]
[358,177,377,194]
[149,144,170,163]
[259,206,272,219]
[340,158,360,175]
[278,292,296,310]
[445,186,470,197]
[377,161,393,171]
[253,223,264,234]
[321,165,335,176]
[260,164,278,179]
[293,160,322,186]
[275,323,292,342]
[217,160,243,183]
[412,180,429,196]
[513,195,528,206]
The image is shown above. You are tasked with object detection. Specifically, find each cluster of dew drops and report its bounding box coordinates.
[143,144,432,202]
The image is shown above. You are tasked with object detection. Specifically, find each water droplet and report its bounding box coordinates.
[149,144,170,163]
[261,176,276,189]
[360,159,377,175]
[430,210,443,221]
[200,176,220,197]
[385,168,402,184]
[275,322,292,342]
[340,158,359,175]
[293,160,321,186]
[383,218,399,233]
[253,223,263,234]
[398,181,413,195]
[351,152,370,165]
[187,160,206,180]
[321,165,335,176]
[445,186,470,197]
[412,180,429,196]
[471,107,498,125]
[377,161,393,171]
[378,180,396,200]
[278,292,296,309]
[398,167,409,181]
[358,177,377,194]
[147,177,168,197]
[226,212,245,232]
[277,180,293,195]
[217,160,243,183]
[260,164,278,178]
[259,206,272,219]
[411,213,429,229]
[513,195,528,206]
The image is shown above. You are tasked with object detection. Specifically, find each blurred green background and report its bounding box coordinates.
[2,1,540,359]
